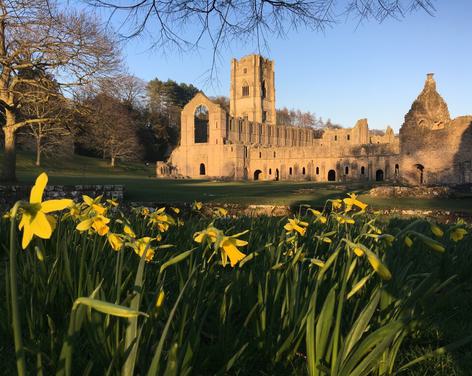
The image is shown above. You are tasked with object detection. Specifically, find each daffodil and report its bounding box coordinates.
[284,218,309,236]
[123,224,136,238]
[107,233,124,251]
[219,235,248,267]
[450,228,467,242]
[131,237,155,262]
[331,199,343,211]
[430,224,444,238]
[404,235,413,248]
[213,207,228,217]
[18,172,73,249]
[334,214,355,225]
[192,201,203,211]
[76,214,110,236]
[349,243,391,280]
[194,226,248,267]
[148,207,175,232]
[308,208,327,224]
[171,207,180,214]
[82,195,107,216]
[343,193,368,212]
[141,207,150,217]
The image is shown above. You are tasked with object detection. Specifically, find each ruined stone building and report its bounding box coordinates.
[157,54,471,185]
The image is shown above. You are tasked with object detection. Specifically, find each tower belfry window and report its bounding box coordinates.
[242,85,249,97]
[261,80,266,99]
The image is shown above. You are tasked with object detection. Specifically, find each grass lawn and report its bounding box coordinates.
[2,151,472,212]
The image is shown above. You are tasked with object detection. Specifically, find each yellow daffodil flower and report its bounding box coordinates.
[349,243,391,280]
[219,235,248,267]
[18,172,73,249]
[131,237,155,262]
[430,224,444,238]
[334,214,355,225]
[76,214,110,236]
[343,193,368,212]
[404,235,413,248]
[192,201,203,211]
[213,207,228,217]
[106,198,119,207]
[284,218,309,236]
[171,207,180,214]
[450,228,467,242]
[194,226,248,267]
[149,208,175,232]
[331,199,343,211]
[156,290,165,308]
[107,233,124,251]
[123,224,136,238]
[308,208,327,224]
[141,207,150,217]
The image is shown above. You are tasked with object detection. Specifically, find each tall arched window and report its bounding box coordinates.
[316,167,320,175]
[199,163,206,175]
[345,166,349,175]
[242,82,249,97]
[361,166,365,175]
[194,105,209,143]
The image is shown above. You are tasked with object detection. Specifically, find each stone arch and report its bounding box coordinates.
[345,166,349,175]
[328,169,336,181]
[254,169,262,181]
[194,105,209,143]
[302,167,306,175]
[361,166,365,175]
[199,163,206,175]
[395,163,400,176]
[289,167,293,176]
[376,169,384,181]
[316,166,320,175]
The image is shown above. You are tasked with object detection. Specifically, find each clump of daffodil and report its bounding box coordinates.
[343,193,368,213]
[284,218,309,236]
[17,172,73,249]
[76,213,111,236]
[74,195,113,236]
[148,207,175,233]
[450,227,468,242]
[193,225,248,267]
[307,208,327,224]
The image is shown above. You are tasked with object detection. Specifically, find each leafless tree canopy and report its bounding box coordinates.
[86,0,435,55]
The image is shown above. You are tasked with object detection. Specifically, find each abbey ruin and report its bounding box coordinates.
[157,54,472,185]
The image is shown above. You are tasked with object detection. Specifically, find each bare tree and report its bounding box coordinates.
[0,0,119,182]
[20,93,73,166]
[83,93,142,167]
[86,0,434,72]
[98,73,147,108]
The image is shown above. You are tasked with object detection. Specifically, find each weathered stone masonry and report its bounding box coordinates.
[158,55,471,186]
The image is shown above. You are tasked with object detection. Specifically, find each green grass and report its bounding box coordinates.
[3,150,472,212]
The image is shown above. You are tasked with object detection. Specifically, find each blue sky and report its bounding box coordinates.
[104,1,471,131]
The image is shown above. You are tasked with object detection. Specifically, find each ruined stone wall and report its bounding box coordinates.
[399,74,472,186]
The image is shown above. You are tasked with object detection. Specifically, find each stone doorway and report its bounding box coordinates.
[254,169,262,181]
[199,163,206,175]
[415,164,425,185]
[328,169,336,181]
[376,169,384,181]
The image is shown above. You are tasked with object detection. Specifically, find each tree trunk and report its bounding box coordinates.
[110,156,115,168]
[35,137,41,167]
[1,124,17,182]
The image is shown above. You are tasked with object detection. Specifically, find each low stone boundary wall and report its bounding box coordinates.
[369,186,452,199]
[0,184,124,205]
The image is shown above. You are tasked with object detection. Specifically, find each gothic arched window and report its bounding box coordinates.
[194,105,209,143]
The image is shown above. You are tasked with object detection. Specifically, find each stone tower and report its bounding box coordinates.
[230,54,276,125]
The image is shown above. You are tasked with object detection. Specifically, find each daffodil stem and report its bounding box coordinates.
[9,201,26,376]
